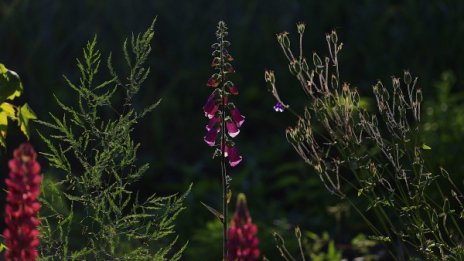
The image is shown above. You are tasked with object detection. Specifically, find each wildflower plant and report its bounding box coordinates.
[3,143,42,261]
[266,23,464,259]
[227,193,260,261]
[36,19,190,260]
[202,21,244,260]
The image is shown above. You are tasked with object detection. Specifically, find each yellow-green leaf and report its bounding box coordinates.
[0,102,16,118]
[0,111,7,147]
[17,103,37,139]
[0,64,7,74]
[422,144,432,150]
[0,242,7,252]
[227,189,232,204]
[0,63,23,102]
[200,201,224,223]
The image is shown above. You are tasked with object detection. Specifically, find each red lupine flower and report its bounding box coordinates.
[227,193,260,261]
[230,107,245,128]
[203,93,219,119]
[3,143,42,261]
[225,145,242,167]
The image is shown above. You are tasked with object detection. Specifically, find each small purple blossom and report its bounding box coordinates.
[225,146,242,167]
[226,120,240,138]
[203,93,219,119]
[206,116,221,131]
[204,127,220,146]
[230,107,245,128]
[229,85,239,95]
[273,102,285,112]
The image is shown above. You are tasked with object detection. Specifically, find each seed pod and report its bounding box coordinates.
[297,22,306,35]
[404,70,412,85]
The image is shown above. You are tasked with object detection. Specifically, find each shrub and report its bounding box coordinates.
[36,20,190,260]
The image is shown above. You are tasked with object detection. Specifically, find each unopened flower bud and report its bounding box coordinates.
[297,22,306,35]
[313,52,322,68]
[264,70,275,84]
[289,60,301,75]
[301,58,309,72]
[331,30,338,44]
[404,70,412,85]
[277,32,290,48]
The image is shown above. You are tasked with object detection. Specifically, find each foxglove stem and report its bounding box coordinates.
[219,22,229,260]
[205,21,243,260]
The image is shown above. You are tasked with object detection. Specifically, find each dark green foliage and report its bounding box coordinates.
[37,20,189,260]
[421,71,464,175]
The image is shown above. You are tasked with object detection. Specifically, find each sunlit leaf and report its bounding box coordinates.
[0,243,7,252]
[422,144,432,150]
[1,102,16,118]
[0,111,7,147]
[17,103,37,139]
[227,189,232,205]
[200,201,224,223]
[0,63,23,102]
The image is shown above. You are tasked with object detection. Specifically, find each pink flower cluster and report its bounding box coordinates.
[203,34,244,167]
[3,143,42,261]
[227,193,260,261]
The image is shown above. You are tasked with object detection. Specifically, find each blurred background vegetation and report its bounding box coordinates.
[1,0,464,259]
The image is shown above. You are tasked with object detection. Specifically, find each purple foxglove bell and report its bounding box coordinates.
[226,120,240,138]
[230,107,245,128]
[226,146,242,167]
[229,85,238,95]
[206,116,221,131]
[203,94,219,119]
[204,127,220,146]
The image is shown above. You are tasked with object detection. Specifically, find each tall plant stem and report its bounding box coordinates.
[221,156,228,260]
[219,29,228,261]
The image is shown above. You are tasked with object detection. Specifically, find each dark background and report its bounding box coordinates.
[1,0,464,259]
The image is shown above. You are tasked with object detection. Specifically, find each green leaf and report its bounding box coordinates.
[227,189,232,204]
[0,243,7,252]
[0,113,7,147]
[17,103,37,139]
[422,144,432,150]
[0,63,23,102]
[200,201,224,222]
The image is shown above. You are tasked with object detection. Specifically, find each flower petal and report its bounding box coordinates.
[203,94,219,119]
[226,120,240,138]
[229,85,239,95]
[227,146,242,167]
[206,116,221,131]
[230,107,245,128]
[204,127,220,147]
